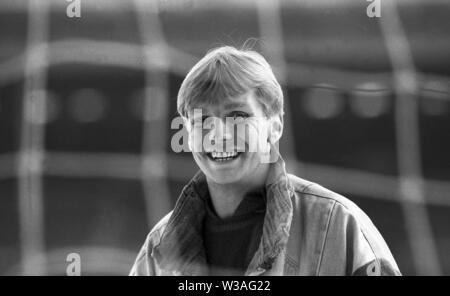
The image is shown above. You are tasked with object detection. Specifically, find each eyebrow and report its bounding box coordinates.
[223,102,248,110]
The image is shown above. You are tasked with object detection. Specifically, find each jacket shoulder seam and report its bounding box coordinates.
[295,184,356,213]
[297,189,343,204]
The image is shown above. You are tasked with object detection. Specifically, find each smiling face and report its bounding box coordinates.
[186,91,276,185]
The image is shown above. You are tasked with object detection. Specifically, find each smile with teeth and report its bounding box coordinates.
[207,151,241,162]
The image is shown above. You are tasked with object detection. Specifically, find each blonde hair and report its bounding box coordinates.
[177,46,284,118]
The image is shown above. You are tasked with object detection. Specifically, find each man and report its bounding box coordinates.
[130,46,401,276]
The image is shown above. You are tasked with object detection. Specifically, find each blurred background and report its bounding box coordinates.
[0,0,449,275]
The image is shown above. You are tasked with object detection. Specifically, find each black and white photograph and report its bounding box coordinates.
[0,0,449,279]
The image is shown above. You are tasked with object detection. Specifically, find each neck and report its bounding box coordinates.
[206,163,270,219]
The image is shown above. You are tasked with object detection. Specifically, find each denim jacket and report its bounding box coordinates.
[130,156,401,276]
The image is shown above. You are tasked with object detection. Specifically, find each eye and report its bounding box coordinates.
[190,115,210,126]
[229,111,249,120]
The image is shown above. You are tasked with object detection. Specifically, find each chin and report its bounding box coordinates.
[206,171,243,184]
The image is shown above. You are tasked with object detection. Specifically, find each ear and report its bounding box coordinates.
[183,116,192,133]
[268,115,283,144]
[183,117,194,151]
[259,116,283,164]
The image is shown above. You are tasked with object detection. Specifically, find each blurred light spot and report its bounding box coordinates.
[303,86,343,119]
[350,82,389,118]
[421,81,449,116]
[68,89,107,123]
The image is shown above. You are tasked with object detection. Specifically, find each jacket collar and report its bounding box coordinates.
[152,155,294,275]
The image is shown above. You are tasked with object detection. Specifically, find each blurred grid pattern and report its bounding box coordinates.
[0,0,449,275]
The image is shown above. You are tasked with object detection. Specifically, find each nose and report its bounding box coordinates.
[208,118,233,145]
